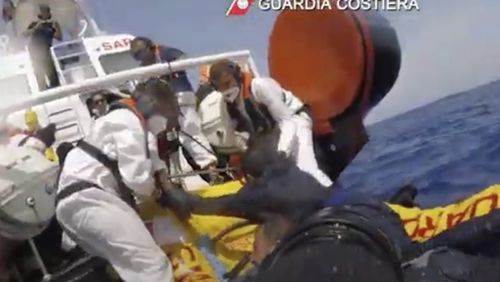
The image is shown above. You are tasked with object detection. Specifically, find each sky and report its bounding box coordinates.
[89,0,500,124]
[4,0,500,124]
[368,0,500,123]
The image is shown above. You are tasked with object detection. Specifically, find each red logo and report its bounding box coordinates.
[226,0,254,16]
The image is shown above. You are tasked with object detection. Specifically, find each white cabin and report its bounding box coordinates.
[0,0,140,147]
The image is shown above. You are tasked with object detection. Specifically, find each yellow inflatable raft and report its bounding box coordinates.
[138,182,500,281]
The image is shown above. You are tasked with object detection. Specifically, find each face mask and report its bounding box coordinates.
[147,115,168,136]
[221,86,240,103]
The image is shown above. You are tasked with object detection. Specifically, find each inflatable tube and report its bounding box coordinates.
[139,181,254,282]
[388,185,500,242]
[140,183,500,281]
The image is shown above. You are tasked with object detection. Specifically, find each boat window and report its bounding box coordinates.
[0,74,32,104]
[53,42,86,59]
[59,55,98,84]
[98,51,140,74]
[52,41,98,84]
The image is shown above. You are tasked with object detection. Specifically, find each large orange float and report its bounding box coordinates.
[268,6,401,179]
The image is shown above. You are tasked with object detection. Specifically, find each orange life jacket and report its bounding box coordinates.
[198,64,254,99]
[114,98,146,125]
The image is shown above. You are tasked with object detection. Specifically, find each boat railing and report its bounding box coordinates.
[0,49,259,116]
[77,19,88,38]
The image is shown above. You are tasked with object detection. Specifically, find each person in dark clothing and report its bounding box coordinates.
[130,36,193,94]
[24,4,61,89]
[161,130,500,282]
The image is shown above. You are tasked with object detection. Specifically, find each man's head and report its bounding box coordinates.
[238,163,331,267]
[38,4,51,20]
[240,128,284,180]
[134,78,180,133]
[130,36,157,65]
[91,93,109,117]
[209,59,243,103]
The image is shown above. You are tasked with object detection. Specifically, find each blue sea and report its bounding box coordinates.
[339,80,500,208]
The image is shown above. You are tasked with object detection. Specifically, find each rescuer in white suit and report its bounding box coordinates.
[209,60,333,187]
[130,37,218,181]
[7,123,56,153]
[55,79,180,282]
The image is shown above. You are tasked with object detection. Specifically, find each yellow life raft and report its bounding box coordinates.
[138,182,500,281]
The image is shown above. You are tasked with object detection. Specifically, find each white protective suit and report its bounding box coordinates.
[56,109,173,282]
[173,91,218,189]
[250,78,333,187]
[177,92,217,169]
[153,48,217,179]
[7,132,47,153]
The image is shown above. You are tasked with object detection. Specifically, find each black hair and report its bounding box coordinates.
[38,4,51,19]
[208,59,241,84]
[230,160,331,224]
[131,36,155,51]
[240,128,286,178]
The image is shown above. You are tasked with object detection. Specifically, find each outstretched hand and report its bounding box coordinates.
[154,169,200,221]
[156,188,201,221]
[206,164,225,185]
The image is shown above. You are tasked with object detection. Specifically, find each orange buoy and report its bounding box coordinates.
[268,7,401,178]
[269,8,367,134]
[269,8,400,132]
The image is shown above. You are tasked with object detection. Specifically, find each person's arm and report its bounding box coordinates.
[110,110,156,196]
[165,184,265,221]
[23,21,38,37]
[251,78,297,156]
[408,210,500,260]
[178,108,218,169]
[52,21,62,41]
